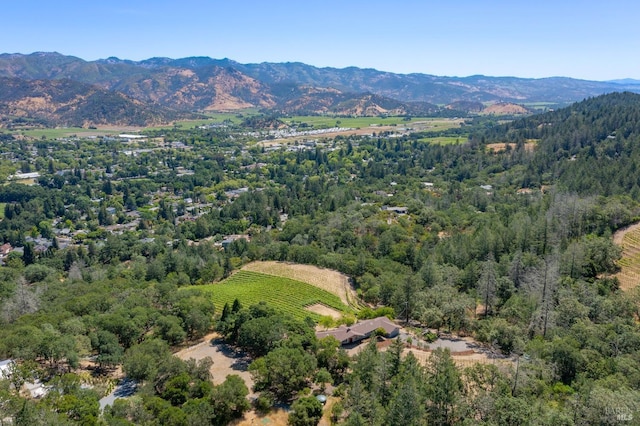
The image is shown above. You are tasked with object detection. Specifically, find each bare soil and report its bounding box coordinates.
[305,303,343,319]
[480,103,529,115]
[614,222,640,245]
[241,261,358,307]
[486,142,536,153]
[175,333,254,392]
[231,408,289,426]
[402,348,513,369]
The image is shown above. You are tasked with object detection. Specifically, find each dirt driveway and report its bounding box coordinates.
[175,333,254,394]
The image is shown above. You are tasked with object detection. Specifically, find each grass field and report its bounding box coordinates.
[195,270,353,321]
[18,127,123,139]
[147,111,254,130]
[417,136,464,145]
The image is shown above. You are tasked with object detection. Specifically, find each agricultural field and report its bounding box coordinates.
[147,111,253,130]
[523,101,563,112]
[241,261,359,307]
[194,270,354,321]
[614,222,640,291]
[284,116,456,130]
[18,127,123,139]
[17,110,258,138]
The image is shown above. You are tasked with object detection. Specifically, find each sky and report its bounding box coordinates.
[2,0,639,81]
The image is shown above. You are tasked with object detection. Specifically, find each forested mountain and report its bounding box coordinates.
[476,92,640,196]
[1,52,640,123]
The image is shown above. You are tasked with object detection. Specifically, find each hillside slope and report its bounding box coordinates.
[0,77,184,127]
[477,91,640,198]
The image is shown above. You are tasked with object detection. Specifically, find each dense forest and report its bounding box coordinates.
[0,93,640,424]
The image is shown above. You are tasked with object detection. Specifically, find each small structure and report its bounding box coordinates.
[220,234,251,249]
[224,187,249,199]
[382,206,408,215]
[316,317,400,346]
[118,134,146,140]
[9,172,40,180]
[0,243,12,258]
[0,359,13,378]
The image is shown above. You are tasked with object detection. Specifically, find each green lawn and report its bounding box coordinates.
[193,270,353,321]
[417,136,465,145]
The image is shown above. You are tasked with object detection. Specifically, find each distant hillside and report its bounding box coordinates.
[1,52,640,123]
[480,102,532,115]
[0,77,185,128]
[445,100,485,113]
[609,79,640,85]
[274,87,438,116]
[231,63,640,104]
[477,92,640,197]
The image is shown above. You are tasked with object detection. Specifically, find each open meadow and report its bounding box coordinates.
[147,111,254,130]
[17,127,124,139]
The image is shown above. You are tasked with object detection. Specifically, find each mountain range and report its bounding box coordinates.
[1,52,640,127]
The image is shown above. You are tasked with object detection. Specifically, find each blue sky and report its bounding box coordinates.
[3,0,639,80]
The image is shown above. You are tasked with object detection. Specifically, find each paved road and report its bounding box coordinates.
[99,378,137,411]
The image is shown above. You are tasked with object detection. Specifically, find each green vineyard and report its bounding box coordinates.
[196,270,353,321]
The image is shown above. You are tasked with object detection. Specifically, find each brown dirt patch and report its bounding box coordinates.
[175,333,254,392]
[242,261,358,307]
[232,408,289,426]
[614,222,640,245]
[480,103,530,115]
[403,348,513,369]
[305,303,343,319]
[486,143,515,153]
[486,142,536,153]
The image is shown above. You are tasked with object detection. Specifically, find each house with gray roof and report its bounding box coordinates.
[316,316,399,345]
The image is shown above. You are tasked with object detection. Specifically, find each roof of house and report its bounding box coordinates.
[316,326,365,343]
[316,316,398,342]
[351,316,398,335]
